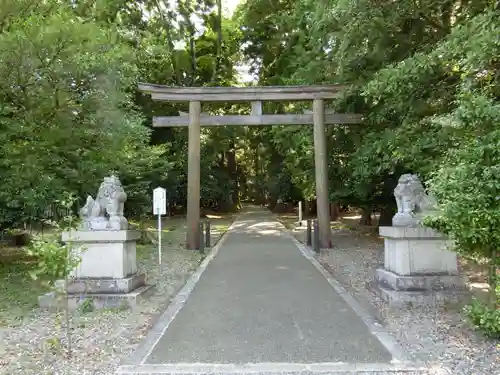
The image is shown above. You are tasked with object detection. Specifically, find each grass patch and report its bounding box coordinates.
[274,214,299,230]
[0,213,237,325]
[0,262,49,326]
[136,214,236,261]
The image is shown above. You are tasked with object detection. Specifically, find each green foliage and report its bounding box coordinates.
[0,262,49,325]
[0,1,182,225]
[25,193,81,286]
[464,298,500,339]
[425,127,500,262]
[27,236,80,286]
[0,3,143,226]
[77,298,95,314]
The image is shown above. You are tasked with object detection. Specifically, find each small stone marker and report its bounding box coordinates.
[153,187,167,264]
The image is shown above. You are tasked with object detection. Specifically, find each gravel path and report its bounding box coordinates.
[0,219,232,375]
[288,223,499,375]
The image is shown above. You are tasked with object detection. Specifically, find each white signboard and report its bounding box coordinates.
[153,187,167,216]
[153,187,167,265]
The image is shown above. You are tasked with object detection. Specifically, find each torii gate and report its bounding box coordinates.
[138,84,362,250]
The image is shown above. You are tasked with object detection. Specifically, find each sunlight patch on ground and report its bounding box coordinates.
[206,214,222,219]
[344,214,362,220]
[256,229,281,235]
[469,282,491,291]
[331,222,349,229]
[248,221,280,228]
[276,266,289,270]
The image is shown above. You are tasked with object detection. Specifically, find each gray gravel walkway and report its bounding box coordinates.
[146,207,393,364]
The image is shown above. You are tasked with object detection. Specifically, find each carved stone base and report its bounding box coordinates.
[367,281,469,308]
[39,229,153,311]
[379,226,458,275]
[375,268,463,291]
[38,284,154,311]
[374,226,469,307]
[61,230,141,279]
[55,274,146,294]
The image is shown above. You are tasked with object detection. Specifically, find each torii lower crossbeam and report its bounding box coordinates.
[153,113,362,127]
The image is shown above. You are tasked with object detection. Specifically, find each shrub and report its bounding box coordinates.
[464,295,500,339]
[26,234,80,287]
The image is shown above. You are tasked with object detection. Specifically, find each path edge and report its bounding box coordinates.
[280,220,409,363]
[117,362,443,374]
[118,216,240,368]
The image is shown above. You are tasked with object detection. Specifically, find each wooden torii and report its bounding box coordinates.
[138,84,363,250]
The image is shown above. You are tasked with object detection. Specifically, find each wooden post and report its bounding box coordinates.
[313,99,332,249]
[186,101,201,250]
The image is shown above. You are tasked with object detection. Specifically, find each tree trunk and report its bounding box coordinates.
[189,27,196,85]
[269,197,277,211]
[359,206,372,226]
[217,152,230,211]
[309,199,317,215]
[488,249,498,308]
[330,201,340,221]
[378,205,396,227]
[226,145,238,211]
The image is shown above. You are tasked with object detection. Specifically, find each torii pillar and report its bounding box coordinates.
[186,101,201,250]
[313,99,332,249]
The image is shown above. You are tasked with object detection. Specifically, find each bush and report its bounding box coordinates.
[25,193,81,287]
[26,234,81,287]
[464,297,500,339]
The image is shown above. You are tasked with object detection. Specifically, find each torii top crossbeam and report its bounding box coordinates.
[138,83,349,102]
[137,83,362,126]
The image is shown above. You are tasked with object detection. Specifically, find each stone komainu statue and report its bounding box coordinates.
[79,175,128,231]
[392,174,437,227]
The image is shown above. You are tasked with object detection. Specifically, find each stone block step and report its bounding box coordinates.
[116,363,445,375]
[39,284,154,311]
[55,274,146,294]
[366,281,470,308]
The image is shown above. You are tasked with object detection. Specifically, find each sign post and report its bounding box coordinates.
[153,187,167,265]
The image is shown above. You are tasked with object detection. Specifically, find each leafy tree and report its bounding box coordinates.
[0,3,164,228]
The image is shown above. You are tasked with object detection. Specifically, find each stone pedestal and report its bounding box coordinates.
[370,226,468,307]
[39,230,153,310]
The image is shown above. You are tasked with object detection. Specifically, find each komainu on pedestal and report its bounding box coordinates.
[392,173,437,227]
[39,175,153,311]
[79,175,128,231]
[370,174,468,307]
